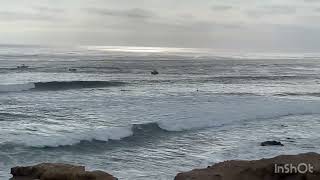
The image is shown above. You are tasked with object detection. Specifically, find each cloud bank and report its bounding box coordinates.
[0,0,320,52]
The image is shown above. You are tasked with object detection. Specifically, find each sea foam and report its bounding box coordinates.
[20,126,133,147]
[4,96,320,148]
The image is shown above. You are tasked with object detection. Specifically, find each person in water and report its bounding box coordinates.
[17,64,29,69]
[151,70,159,75]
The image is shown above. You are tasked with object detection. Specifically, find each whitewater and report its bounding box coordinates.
[1,45,320,180]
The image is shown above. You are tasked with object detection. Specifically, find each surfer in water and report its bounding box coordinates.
[151,70,159,75]
[16,64,29,70]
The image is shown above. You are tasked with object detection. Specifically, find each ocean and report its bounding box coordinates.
[0,45,320,179]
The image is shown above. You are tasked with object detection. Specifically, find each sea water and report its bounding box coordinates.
[0,45,320,179]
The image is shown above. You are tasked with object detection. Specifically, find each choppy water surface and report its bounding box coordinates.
[1,45,320,179]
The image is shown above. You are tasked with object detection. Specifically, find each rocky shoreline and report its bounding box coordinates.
[175,152,320,180]
[10,152,320,180]
[10,163,117,180]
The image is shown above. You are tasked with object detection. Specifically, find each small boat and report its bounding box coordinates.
[16,64,29,69]
[68,68,77,72]
[151,70,159,75]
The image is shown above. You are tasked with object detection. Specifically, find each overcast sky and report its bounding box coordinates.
[1,0,320,52]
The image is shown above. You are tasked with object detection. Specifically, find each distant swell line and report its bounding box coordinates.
[275,92,320,97]
[34,81,126,90]
[0,81,126,92]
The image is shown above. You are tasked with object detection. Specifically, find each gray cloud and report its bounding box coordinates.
[212,5,233,11]
[0,11,60,21]
[34,6,65,14]
[303,0,319,2]
[1,0,320,51]
[86,8,156,19]
[83,11,243,34]
[0,6,65,22]
[247,5,296,18]
[178,13,195,20]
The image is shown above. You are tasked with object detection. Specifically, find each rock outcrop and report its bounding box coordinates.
[10,163,117,180]
[175,152,320,180]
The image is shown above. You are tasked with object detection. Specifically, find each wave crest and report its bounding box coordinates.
[3,96,320,148]
[0,83,35,92]
[0,81,126,92]
[15,123,165,148]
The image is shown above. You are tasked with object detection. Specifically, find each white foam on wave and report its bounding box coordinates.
[0,83,35,92]
[6,96,320,147]
[20,126,133,147]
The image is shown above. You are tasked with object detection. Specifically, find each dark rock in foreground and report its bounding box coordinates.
[261,141,284,146]
[175,152,320,180]
[10,163,117,180]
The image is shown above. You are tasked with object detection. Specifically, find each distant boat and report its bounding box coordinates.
[16,64,29,70]
[151,70,159,75]
[68,68,77,72]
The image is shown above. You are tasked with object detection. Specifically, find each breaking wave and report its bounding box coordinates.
[12,123,166,148]
[0,81,126,92]
[12,113,320,148]
[2,95,320,148]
